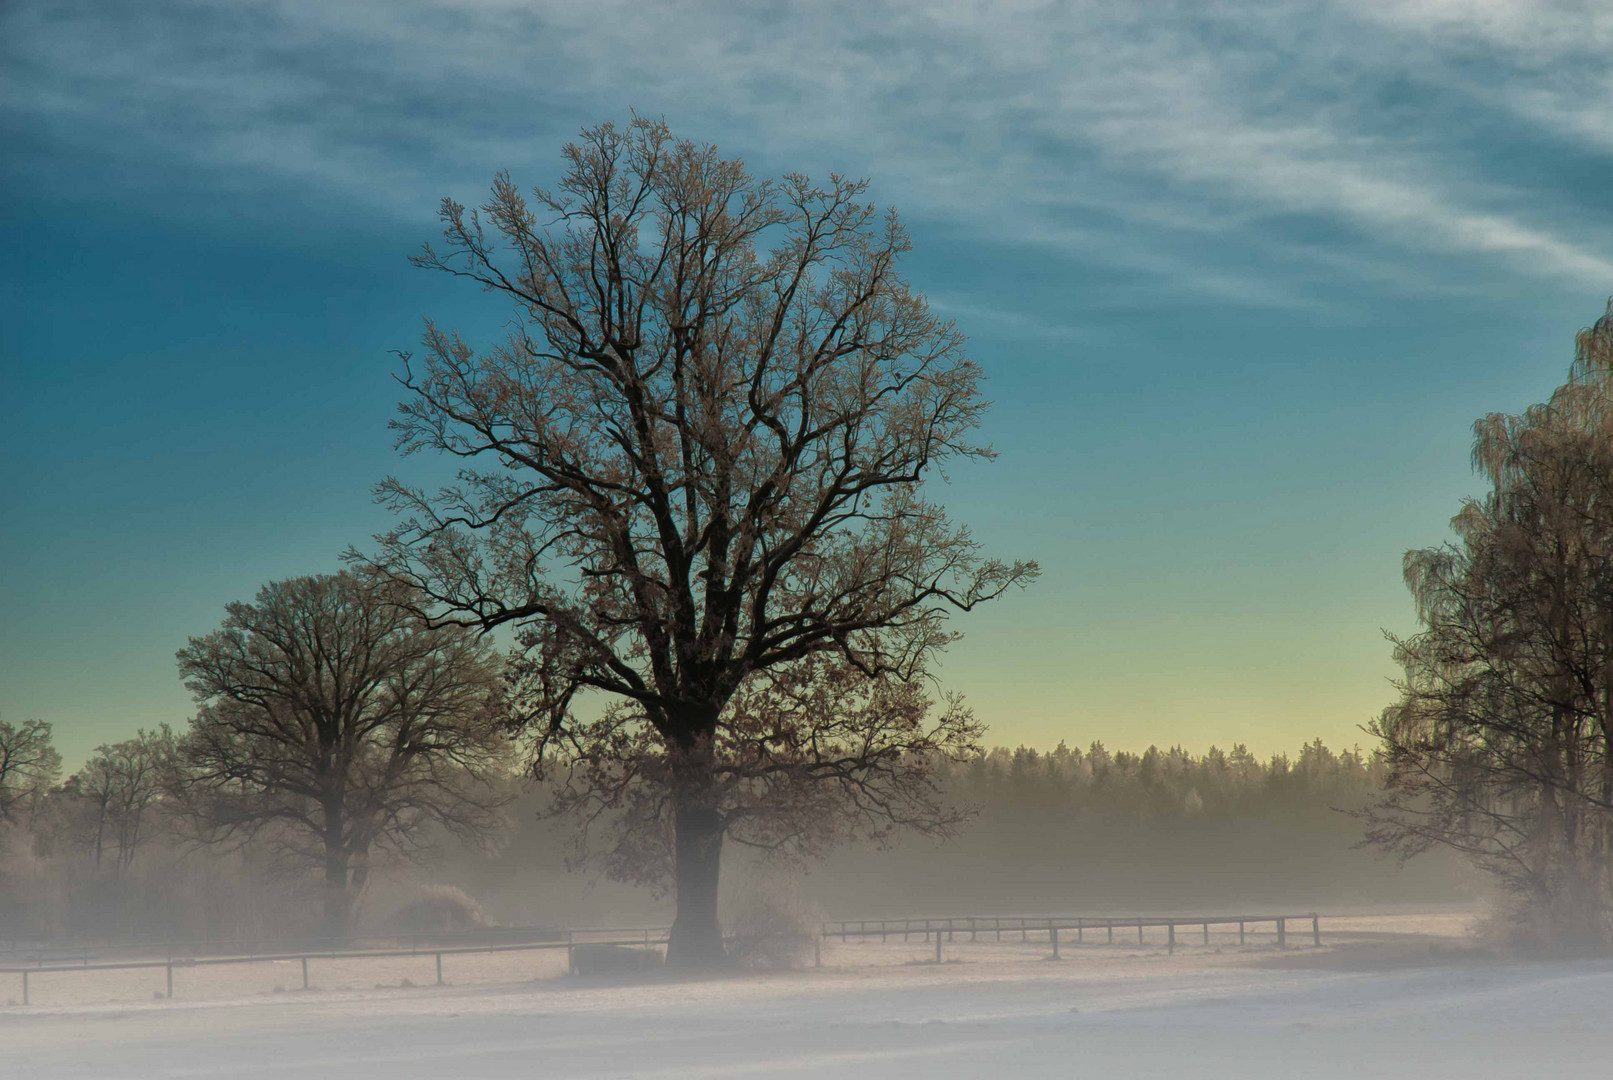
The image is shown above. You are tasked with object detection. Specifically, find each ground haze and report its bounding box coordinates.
[5,912,1605,1079]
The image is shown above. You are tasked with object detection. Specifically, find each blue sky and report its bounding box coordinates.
[3,0,1612,769]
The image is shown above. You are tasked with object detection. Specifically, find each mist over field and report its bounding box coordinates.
[1,739,1473,945]
[455,742,1476,930]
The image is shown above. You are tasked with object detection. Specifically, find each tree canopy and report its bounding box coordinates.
[174,572,510,936]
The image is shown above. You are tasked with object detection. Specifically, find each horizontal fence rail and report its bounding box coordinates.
[0,925,666,968]
[816,913,1322,963]
[0,925,669,1006]
[2,911,1323,1006]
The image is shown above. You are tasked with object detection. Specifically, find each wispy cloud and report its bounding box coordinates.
[1353,0,1613,154]
[928,294,1094,344]
[5,0,1611,303]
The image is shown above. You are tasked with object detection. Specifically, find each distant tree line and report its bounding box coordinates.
[761,738,1461,919]
[7,710,1433,942]
[435,734,1465,927]
[849,739,1427,914]
[946,738,1378,818]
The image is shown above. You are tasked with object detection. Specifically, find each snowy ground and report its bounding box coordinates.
[4,913,1610,1078]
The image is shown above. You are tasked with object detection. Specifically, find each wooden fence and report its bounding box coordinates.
[0,925,664,1006]
[817,913,1322,963]
[2,911,1322,1006]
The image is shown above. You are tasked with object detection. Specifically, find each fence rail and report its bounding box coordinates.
[0,925,667,1006]
[816,913,1321,963]
[2,911,1323,1006]
[0,924,664,968]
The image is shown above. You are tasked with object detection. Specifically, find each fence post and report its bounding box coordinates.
[1076,918,1083,944]
[1239,920,1245,945]
[1312,914,1320,948]
[1167,923,1175,955]
[435,953,444,986]
[881,921,888,944]
[567,930,574,973]
[21,970,27,1006]
[301,956,309,990]
[1137,919,1144,945]
[1203,921,1209,946]
[1107,920,1113,945]
[1051,926,1060,959]
[934,930,942,964]
[1277,918,1286,948]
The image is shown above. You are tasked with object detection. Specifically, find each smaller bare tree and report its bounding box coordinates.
[0,716,62,826]
[71,728,174,873]
[173,572,512,937]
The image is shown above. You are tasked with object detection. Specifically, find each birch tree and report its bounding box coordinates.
[1366,301,1613,944]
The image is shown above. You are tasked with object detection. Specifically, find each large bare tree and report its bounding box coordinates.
[174,572,510,937]
[370,117,1036,966]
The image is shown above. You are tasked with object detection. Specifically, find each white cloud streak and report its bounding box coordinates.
[5,0,1611,302]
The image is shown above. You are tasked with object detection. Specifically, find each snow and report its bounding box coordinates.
[4,914,1610,1078]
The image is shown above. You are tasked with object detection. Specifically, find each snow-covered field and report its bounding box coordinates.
[4,913,1609,1078]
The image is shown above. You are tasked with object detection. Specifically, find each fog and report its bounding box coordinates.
[445,743,1475,931]
[1,739,1475,945]
[7,911,1608,1079]
[3,730,1603,1080]
[8,739,1553,1080]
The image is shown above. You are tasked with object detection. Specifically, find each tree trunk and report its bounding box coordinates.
[92,800,108,868]
[666,788,727,969]
[322,850,353,940]
[664,735,729,973]
[322,805,352,941]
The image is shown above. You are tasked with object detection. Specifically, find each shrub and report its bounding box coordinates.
[726,880,824,970]
[381,884,493,935]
